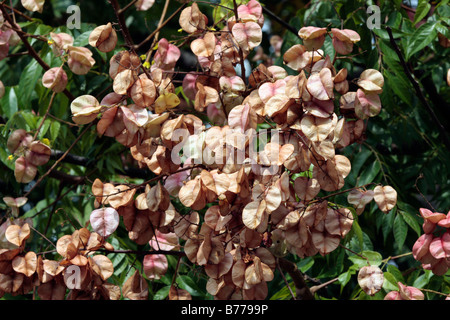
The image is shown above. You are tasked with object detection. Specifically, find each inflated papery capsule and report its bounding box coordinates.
[42,67,68,93]
[89,22,118,53]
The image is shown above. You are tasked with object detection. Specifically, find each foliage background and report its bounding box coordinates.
[0,0,449,300]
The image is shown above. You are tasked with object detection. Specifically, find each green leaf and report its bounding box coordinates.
[0,147,15,170]
[345,146,371,185]
[50,120,61,142]
[176,275,204,297]
[0,86,18,119]
[358,160,381,186]
[393,213,408,249]
[18,60,43,108]
[384,71,413,105]
[298,257,314,273]
[21,112,37,130]
[387,264,404,283]
[436,0,449,10]
[270,282,296,300]
[399,210,421,237]
[381,208,395,244]
[414,0,432,25]
[153,285,170,300]
[405,21,438,61]
[73,31,92,47]
[348,251,382,267]
[338,265,358,288]
[37,119,52,139]
[338,270,352,287]
[382,272,399,292]
[436,21,450,38]
[412,270,433,288]
[29,24,52,46]
[351,218,364,250]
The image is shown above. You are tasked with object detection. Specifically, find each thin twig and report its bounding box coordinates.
[278,257,315,300]
[148,0,170,57]
[310,277,339,294]
[261,6,299,37]
[98,248,186,257]
[276,258,297,300]
[414,174,436,212]
[119,0,139,15]
[23,122,96,198]
[339,243,370,264]
[171,256,182,288]
[46,113,79,127]
[315,182,379,202]
[386,26,450,152]
[232,0,246,84]
[109,0,134,49]
[30,178,86,218]
[134,2,187,51]
[0,4,75,102]
[33,91,56,141]
[29,225,56,249]
[109,0,153,80]
[3,2,33,21]
[419,288,450,298]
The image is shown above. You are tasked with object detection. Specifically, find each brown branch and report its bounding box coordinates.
[150,0,170,49]
[29,225,56,249]
[90,164,203,201]
[6,51,29,58]
[50,149,153,179]
[401,3,416,13]
[0,4,75,102]
[262,6,299,37]
[97,248,186,257]
[46,113,80,127]
[310,277,339,294]
[36,248,186,257]
[31,169,97,219]
[277,260,296,299]
[2,3,33,21]
[109,0,135,49]
[413,69,450,123]
[386,26,450,152]
[339,243,370,263]
[109,0,153,80]
[47,169,85,184]
[232,0,246,84]
[171,256,183,289]
[277,257,315,300]
[23,122,96,198]
[119,0,139,15]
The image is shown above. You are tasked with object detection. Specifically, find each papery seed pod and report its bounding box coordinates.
[358,265,384,296]
[7,129,32,154]
[21,0,45,13]
[179,3,206,34]
[70,95,101,124]
[0,80,4,98]
[49,32,73,57]
[331,28,360,55]
[298,26,327,51]
[373,185,397,213]
[135,0,155,11]
[42,67,68,93]
[67,46,96,75]
[89,23,118,53]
